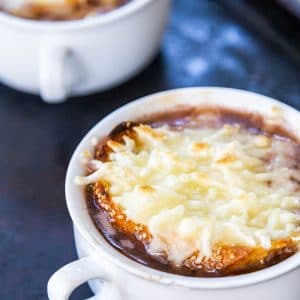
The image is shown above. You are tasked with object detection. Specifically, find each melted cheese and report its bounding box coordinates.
[76,124,300,265]
[1,0,122,12]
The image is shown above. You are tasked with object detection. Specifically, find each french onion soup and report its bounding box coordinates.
[0,0,129,20]
[76,108,300,277]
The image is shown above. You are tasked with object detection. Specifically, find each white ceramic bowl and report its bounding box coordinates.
[0,0,171,103]
[48,87,300,300]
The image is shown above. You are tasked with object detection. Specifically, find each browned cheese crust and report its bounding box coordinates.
[86,109,300,277]
[5,0,128,20]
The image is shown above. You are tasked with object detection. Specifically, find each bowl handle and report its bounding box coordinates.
[47,255,121,300]
[39,43,78,103]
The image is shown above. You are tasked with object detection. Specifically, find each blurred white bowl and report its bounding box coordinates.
[0,0,171,103]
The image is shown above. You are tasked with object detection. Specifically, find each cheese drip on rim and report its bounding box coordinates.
[76,123,300,265]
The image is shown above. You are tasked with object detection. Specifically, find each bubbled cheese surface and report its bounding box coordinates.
[76,123,300,265]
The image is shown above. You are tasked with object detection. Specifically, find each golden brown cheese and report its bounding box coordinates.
[77,122,300,269]
[1,0,128,20]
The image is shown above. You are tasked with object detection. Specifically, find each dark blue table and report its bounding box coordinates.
[1,1,299,299]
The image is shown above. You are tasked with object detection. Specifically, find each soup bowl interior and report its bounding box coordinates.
[65,87,300,289]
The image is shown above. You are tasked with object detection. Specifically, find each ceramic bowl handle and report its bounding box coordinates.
[47,255,121,300]
[39,43,78,103]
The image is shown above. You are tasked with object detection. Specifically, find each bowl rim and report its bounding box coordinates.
[65,87,300,289]
[0,0,154,31]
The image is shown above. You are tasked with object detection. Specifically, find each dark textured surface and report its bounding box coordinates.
[1,1,299,299]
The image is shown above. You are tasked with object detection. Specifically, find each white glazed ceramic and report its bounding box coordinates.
[48,87,300,300]
[0,0,170,103]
